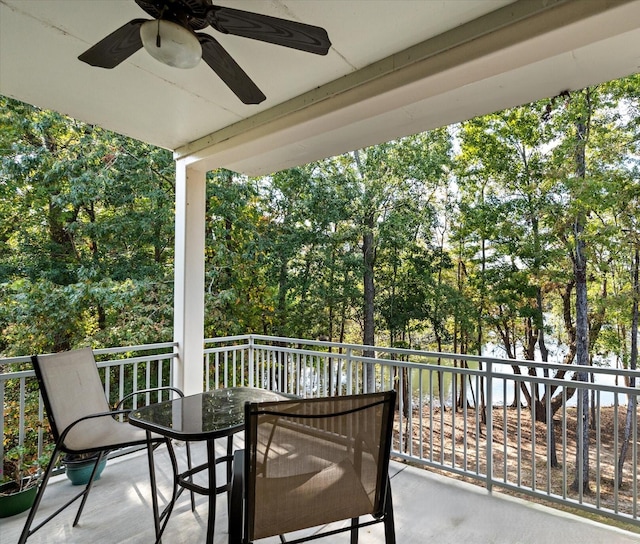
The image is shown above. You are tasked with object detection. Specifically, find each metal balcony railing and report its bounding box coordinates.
[2,335,638,528]
[204,335,639,526]
[0,343,177,477]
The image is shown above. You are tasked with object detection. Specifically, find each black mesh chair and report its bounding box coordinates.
[229,390,396,544]
[19,347,191,543]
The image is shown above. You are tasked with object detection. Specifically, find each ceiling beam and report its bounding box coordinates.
[174,0,639,175]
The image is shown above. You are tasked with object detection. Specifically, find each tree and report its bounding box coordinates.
[0,97,175,355]
[342,133,452,390]
[204,169,273,336]
[543,79,640,490]
[568,89,592,492]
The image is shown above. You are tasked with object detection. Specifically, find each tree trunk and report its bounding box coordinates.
[362,212,376,392]
[537,287,558,467]
[571,105,591,494]
[479,234,486,424]
[618,244,639,486]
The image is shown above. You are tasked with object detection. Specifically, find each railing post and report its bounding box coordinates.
[485,359,493,492]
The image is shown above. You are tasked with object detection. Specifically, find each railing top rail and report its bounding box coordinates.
[93,341,177,355]
[203,335,252,344]
[0,368,34,379]
[0,356,32,371]
[97,352,178,368]
[239,334,640,376]
[219,335,640,380]
[1,341,175,363]
[0,342,177,379]
[204,344,248,354]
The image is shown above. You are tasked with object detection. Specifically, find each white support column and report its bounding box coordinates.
[173,159,206,395]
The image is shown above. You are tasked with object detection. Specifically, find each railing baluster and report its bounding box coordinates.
[0,380,4,470]
[145,361,151,405]
[38,392,45,460]
[531,377,536,492]
[562,387,568,501]
[104,366,110,404]
[474,372,480,475]
[632,398,638,518]
[133,362,139,409]
[595,389,602,510]
[516,377,522,487]
[204,352,210,391]
[118,363,125,409]
[240,348,245,387]
[397,366,404,454]
[502,379,507,483]
[19,378,26,449]
[485,359,493,492]
[545,386,552,495]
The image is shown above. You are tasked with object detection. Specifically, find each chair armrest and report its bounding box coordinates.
[58,408,133,447]
[114,386,186,410]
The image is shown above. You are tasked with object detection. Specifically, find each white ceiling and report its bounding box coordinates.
[1,0,639,176]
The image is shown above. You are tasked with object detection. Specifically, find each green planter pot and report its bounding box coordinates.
[65,457,107,486]
[0,479,38,518]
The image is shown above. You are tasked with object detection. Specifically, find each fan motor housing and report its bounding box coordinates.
[136,0,211,30]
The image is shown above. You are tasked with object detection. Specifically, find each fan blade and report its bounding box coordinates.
[78,19,147,68]
[198,33,266,105]
[208,7,330,55]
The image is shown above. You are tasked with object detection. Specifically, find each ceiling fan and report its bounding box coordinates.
[78,0,331,105]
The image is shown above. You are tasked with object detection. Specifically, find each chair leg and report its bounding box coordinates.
[226,434,234,497]
[205,438,217,543]
[350,517,359,544]
[383,483,396,544]
[17,447,62,544]
[153,436,181,544]
[228,451,244,544]
[185,440,196,511]
[147,436,162,542]
[72,450,107,526]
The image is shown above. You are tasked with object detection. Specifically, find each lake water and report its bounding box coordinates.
[408,360,635,408]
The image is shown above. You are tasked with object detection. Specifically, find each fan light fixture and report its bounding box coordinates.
[79,0,331,104]
[139,19,202,69]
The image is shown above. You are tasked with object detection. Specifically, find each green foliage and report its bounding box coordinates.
[0,96,175,355]
[1,73,639,364]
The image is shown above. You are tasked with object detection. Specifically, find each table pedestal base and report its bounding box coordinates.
[149,435,234,544]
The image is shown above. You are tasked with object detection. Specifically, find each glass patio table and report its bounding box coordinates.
[129,386,293,544]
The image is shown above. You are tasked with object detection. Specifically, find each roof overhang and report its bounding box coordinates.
[2,0,639,176]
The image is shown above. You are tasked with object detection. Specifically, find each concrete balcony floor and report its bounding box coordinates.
[3,441,639,544]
